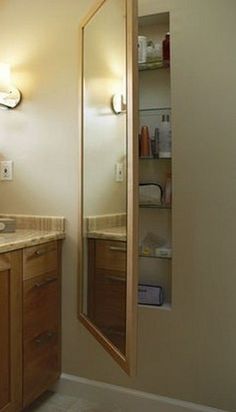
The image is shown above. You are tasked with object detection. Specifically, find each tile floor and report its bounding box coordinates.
[25,391,122,412]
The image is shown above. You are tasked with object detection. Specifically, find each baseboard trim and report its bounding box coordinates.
[52,373,227,412]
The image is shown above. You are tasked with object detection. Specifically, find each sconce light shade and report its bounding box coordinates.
[0,63,22,109]
[111,93,126,114]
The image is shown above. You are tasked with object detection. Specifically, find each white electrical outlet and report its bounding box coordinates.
[115,162,124,182]
[0,161,13,181]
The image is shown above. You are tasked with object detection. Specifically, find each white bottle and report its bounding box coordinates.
[159,114,171,158]
[138,36,147,63]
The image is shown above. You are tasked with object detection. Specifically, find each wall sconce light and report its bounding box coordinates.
[111,93,126,114]
[0,63,22,109]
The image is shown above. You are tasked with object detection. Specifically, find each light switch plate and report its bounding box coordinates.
[0,160,13,181]
[115,162,124,182]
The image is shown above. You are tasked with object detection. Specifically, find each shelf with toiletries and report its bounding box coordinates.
[138,221,172,307]
[138,16,170,72]
[138,12,172,309]
[139,110,171,159]
[139,60,170,71]
[139,107,171,160]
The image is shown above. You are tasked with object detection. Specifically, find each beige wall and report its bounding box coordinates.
[0,1,236,411]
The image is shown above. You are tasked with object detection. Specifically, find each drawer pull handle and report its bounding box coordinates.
[34,277,57,288]
[109,246,126,252]
[105,275,126,283]
[35,249,48,256]
[34,331,56,345]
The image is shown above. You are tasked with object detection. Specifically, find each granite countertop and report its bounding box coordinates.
[0,214,65,254]
[87,225,127,241]
[0,229,65,254]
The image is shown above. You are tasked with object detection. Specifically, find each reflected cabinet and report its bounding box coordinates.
[78,0,172,374]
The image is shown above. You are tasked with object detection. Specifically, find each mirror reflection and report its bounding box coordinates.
[82,0,127,354]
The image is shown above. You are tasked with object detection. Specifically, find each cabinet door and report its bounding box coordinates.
[0,252,22,412]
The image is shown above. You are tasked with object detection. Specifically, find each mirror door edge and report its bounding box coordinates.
[77,0,138,376]
[125,0,139,376]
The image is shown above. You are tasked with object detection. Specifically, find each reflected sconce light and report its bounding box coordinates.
[0,63,22,109]
[111,93,126,114]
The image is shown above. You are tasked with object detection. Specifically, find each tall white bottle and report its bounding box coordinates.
[159,114,171,158]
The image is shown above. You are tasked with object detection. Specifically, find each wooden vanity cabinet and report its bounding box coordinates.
[0,238,62,412]
[22,241,62,408]
[88,239,127,353]
[0,251,22,412]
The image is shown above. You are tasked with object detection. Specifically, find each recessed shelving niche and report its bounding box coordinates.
[138,11,172,309]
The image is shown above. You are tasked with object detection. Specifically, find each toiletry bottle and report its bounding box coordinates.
[162,32,170,66]
[154,42,162,61]
[146,40,155,62]
[138,36,147,64]
[164,172,172,206]
[159,114,171,158]
[140,126,151,158]
[150,137,155,158]
[153,128,160,158]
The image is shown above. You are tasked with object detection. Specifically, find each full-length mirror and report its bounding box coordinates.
[78,0,138,374]
[83,0,127,354]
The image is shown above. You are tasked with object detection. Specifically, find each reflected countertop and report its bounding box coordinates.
[87,225,127,242]
[0,229,65,254]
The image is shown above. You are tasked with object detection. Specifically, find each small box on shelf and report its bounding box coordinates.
[138,284,165,306]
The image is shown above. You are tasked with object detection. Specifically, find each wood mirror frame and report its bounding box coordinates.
[78,0,138,375]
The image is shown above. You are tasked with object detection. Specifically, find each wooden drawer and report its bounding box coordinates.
[95,239,126,272]
[0,254,10,271]
[93,269,126,329]
[23,241,58,280]
[23,272,59,342]
[23,330,59,407]
[88,239,126,352]
[92,269,126,352]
